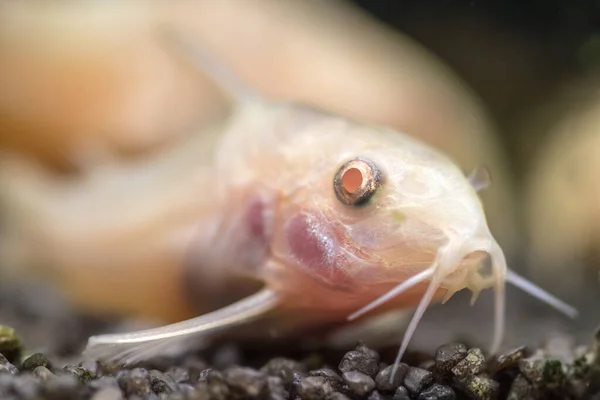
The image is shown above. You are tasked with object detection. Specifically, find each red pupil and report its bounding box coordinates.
[342,168,363,193]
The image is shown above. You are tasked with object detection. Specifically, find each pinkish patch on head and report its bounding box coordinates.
[285,211,350,287]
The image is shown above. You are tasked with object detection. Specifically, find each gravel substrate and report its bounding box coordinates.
[0,281,598,399]
[0,325,599,400]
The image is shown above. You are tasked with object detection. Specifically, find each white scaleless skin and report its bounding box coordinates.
[56,29,578,381]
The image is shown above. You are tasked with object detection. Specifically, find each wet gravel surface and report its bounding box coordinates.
[1,335,600,400]
[0,282,599,399]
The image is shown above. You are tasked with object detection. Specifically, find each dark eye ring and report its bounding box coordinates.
[333,157,382,206]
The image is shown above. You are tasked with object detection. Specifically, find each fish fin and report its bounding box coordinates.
[467,164,492,192]
[154,24,260,105]
[83,288,280,366]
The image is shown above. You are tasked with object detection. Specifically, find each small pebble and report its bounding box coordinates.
[290,371,306,395]
[266,376,288,400]
[506,374,534,400]
[205,370,230,400]
[261,357,306,385]
[541,358,567,389]
[198,368,211,383]
[418,383,456,400]
[376,364,407,392]
[149,369,178,394]
[21,353,52,371]
[403,367,433,394]
[375,363,408,392]
[63,365,95,383]
[91,387,124,400]
[309,368,344,391]
[339,345,380,378]
[435,343,467,376]
[572,350,593,379]
[0,354,18,375]
[518,354,545,384]
[39,374,80,399]
[0,326,21,363]
[342,371,376,396]
[33,366,55,381]
[296,376,335,399]
[223,366,267,398]
[117,368,152,396]
[451,348,485,378]
[491,346,527,373]
[393,386,410,400]
[458,375,499,400]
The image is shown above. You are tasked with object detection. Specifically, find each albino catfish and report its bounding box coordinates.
[8,27,577,382]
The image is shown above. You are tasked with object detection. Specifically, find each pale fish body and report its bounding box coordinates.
[0,29,577,377]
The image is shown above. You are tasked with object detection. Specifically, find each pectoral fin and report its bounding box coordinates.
[467,164,492,192]
[155,25,260,105]
[83,288,279,366]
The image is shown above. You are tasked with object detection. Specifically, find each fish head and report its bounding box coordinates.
[267,105,504,309]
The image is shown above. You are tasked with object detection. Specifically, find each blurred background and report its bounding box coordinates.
[0,0,598,357]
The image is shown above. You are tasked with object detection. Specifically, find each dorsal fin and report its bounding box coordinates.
[467,164,492,192]
[155,25,261,106]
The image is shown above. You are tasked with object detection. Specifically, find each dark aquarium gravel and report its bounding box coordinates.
[0,280,598,399]
[0,327,599,400]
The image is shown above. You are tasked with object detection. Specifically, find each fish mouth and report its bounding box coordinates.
[440,250,492,286]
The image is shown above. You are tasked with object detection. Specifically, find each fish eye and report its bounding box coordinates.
[333,157,382,206]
